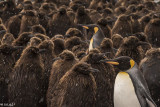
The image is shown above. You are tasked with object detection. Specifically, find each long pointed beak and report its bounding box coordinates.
[137,41,149,46]
[53,57,61,62]
[82,26,89,29]
[38,49,46,53]
[100,59,119,65]
[90,68,99,73]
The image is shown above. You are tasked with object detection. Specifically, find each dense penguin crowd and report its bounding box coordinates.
[0,0,160,107]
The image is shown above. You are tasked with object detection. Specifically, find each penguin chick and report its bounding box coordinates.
[31,24,46,35]
[98,38,115,59]
[145,18,160,47]
[100,56,157,107]
[64,36,82,51]
[140,48,160,106]
[8,46,44,107]
[116,36,147,64]
[134,32,152,53]
[50,62,97,107]
[47,50,78,106]
[111,14,132,37]
[35,33,50,41]
[52,38,65,56]
[28,37,42,47]
[0,45,22,104]
[1,33,15,45]
[81,48,116,107]
[65,28,85,40]
[97,18,111,39]
[111,34,124,49]
[38,40,56,107]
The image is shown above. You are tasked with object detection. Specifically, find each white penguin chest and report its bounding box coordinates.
[114,72,141,107]
[89,38,93,51]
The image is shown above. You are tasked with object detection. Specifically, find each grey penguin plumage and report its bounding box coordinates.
[100,56,157,107]
[82,24,105,51]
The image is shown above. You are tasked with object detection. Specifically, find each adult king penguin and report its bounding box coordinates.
[82,24,105,51]
[100,56,157,107]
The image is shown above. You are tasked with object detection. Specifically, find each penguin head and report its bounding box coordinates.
[100,56,135,71]
[81,24,100,34]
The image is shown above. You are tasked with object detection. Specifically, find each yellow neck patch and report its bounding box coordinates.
[94,27,99,33]
[130,59,135,69]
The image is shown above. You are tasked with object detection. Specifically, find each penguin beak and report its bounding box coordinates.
[28,34,34,38]
[100,59,119,65]
[53,57,61,62]
[90,68,99,73]
[38,49,46,53]
[137,41,149,46]
[0,30,6,34]
[82,26,89,29]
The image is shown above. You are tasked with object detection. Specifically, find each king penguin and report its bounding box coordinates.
[100,56,157,107]
[82,24,105,51]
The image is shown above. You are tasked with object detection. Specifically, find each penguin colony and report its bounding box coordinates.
[0,0,159,107]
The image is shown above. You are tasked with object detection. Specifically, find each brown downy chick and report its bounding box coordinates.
[139,15,151,32]
[134,32,152,53]
[111,34,124,49]
[6,15,22,39]
[28,37,42,47]
[35,33,50,41]
[65,28,85,41]
[130,13,141,33]
[97,18,111,38]
[0,24,7,41]
[31,25,46,35]
[81,49,116,107]
[144,18,160,47]
[8,46,44,107]
[74,6,93,24]
[111,14,132,37]
[19,10,39,34]
[116,36,145,64]
[38,40,56,107]
[47,50,78,106]
[0,45,22,104]
[52,38,65,56]
[48,7,72,38]
[50,62,97,107]
[1,33,15,45]
[98,38,115,59]
[65,36,82,51]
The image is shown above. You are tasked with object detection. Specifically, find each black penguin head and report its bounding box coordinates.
[81,24,100,34]
[100,56,135,71]
[72,62,99,75]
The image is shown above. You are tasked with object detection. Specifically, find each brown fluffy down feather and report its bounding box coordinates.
[8,46,44,107]
[116,36,144,64]
[111,34,124,49]
[65,36,82,51]
[38,40,56,107]
[0,45,19,103]
[111,14,132,37]
[48,7,73,38]
[6,15,21,39]
[52,38,65,56]
[1,33,15,45]
[19,10,39,34]
[47,50,78,106]
[81,49,116,107]
[28,37,42,47]
[50,62,97,107]
[98,38,115,59]
[145,18,160,47]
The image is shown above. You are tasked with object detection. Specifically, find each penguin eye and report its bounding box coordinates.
[130,59,135,69]
[94,27,99,33]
